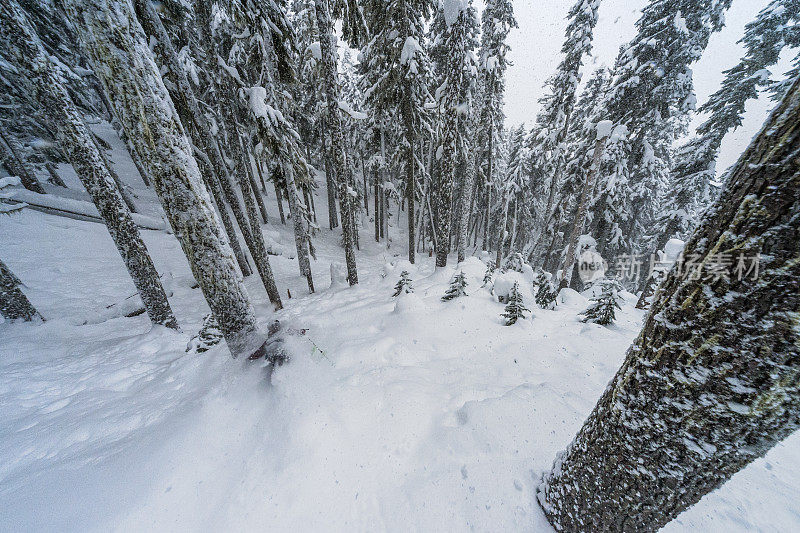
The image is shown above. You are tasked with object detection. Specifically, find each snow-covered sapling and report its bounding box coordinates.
[502,252,526,273]
[580,278,623,325]
[186,313,223,353]
[393,271,414,297]
[442,271,468,301]
[535,272,558,310]
[502,282,530,325]
[481,264,495,288]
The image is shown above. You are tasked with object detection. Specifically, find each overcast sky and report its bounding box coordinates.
[501,0,791,175]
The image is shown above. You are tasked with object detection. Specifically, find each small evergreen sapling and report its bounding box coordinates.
[393,271,414,297]
[481,263,495,288]
[580,278,623,325]
[502,282,530,325]
[442,271,468,301]
[535,272,558,310]
[186,313,223,353]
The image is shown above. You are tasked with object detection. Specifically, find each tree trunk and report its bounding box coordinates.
[559,135,607,290]
[282,166,314,293]
[248,154,269,224]
[273,175,287,224]
[1,1,177,329]
[314,0,358,284]
[45,161,66,187]
[0,259,42,322]
[0,129,45,194]
[322,121,338,230]
[538,76,800,532]
[64,0,266,357]
[135,0,253,278]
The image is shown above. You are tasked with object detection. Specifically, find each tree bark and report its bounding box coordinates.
[64,0,266,357]
[0,128,45,194]
[539,76,800,532]
[0,258,42,322]
[559,135,607,290]
[45,162,67,187]
[1,0,177,329]
[134,0,252,277]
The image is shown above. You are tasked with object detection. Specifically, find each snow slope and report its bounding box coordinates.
[2,128,800,530]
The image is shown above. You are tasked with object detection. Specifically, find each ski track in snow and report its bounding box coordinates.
[1,127,800,531]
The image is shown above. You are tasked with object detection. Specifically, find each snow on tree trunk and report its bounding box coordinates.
[321,119,339,230]
[133,0,252,277]
[538,75,800,532]
[1,0,178,329]
[315,0,358,284]
[559,131,608,289]
[0,258,42,322]
[456,153,476,263]
[282,165,315,293]
[0,128,45,194]
[63,0,266,358]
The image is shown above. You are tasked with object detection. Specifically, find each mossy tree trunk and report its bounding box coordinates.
[63,0,265,358]
[538,76,800,531]
[1,0,177,330]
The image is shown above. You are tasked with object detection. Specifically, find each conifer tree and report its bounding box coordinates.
[64,0,266,358]
[430,0,479,267]
[535,272,558,310]
[1,0,179,330]
[393,270,414,297]
[315,0,359,283]
[474,0,515,254]
[528,0,600,264]
[579,278,623,325]
[501,281,529,325]
[538,73,800,533]
[652,0,800,251]
[481,263,495,288]
[441,271,468,301]
[361,0,433,264]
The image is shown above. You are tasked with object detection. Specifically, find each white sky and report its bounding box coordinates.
[501,0,793,175]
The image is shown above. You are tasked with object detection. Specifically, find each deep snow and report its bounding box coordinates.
[2,124,800,531]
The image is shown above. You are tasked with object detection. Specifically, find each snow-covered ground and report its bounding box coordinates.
[2,129,800,531]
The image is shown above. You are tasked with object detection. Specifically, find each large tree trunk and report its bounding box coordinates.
[0,128,45,194]
[0,259,41,322]
[538,76,800,532]
[314,0,358,284]
[134,0,252,277]
[192,0,283,309]
[1,0,177,329]
[64,0,266,358]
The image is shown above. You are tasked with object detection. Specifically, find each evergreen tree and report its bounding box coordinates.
[535,273,558,310]
[579,278,623,325]
[495,125,528,265]
[64,0,267,358]
[429,0,479,267]
[186,313,224,354]
[474,0,516,254]
[315,0,359,283]
[653,0,800,252]
[501,281,529,325]
[361,0,433,264]
[1,0,179,330]
[538,73,800,533]
[441,271,468,301]
[590,0,732,259]
[528,0,600,264]
[481,262,495,288]
[393,270,414,297]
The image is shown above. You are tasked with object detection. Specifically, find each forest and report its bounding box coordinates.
[0,0,799,530]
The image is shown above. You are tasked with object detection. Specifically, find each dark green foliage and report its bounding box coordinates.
[502,281,529,325]
[535,273,558,310]
[393,270,414,297]
[442,271,468,301]
[580,278,623,325]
